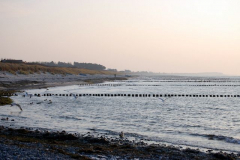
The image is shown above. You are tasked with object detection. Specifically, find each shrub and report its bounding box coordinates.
[0,97,13,106]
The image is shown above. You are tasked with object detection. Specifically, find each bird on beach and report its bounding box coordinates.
[10,103,23,111]
[25,92,33,98]
[1,117,8,121]
[119,131,124,139]
[48,100,52,104]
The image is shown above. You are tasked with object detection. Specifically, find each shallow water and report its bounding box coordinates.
[1,76,240,152]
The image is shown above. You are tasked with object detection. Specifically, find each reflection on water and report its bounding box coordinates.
[1,76,240,152]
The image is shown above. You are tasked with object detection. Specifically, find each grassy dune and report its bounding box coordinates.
[0,63,117,75]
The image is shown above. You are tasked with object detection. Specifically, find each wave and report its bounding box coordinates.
[191,133,240,145]
[85,128,150,140]
[58,115,82,121]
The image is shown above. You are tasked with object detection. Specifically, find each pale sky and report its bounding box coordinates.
[0,0,240,75]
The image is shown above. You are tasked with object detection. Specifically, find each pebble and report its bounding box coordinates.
[0,126,239,160]
[0,138,73,160]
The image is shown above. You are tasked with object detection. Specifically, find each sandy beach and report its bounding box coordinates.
[0,71,127,90]
[1,72,240,159]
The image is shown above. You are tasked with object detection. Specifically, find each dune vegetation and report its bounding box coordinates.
[0,97,13,106]
[0,91,15,106]
[0,62,118,75]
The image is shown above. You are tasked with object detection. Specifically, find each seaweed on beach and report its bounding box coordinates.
[0,126,239,160]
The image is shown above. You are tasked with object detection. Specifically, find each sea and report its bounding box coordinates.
[1,75,240,153]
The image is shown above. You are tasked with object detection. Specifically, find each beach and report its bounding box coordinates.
[0,71,127,90]
[1,72,240,159]
[0,126,238,160]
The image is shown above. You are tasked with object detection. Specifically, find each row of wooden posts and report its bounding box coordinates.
[40,94,240,97]
[120,80,240,82]
[79,84,240,87]
[2,93,239,98]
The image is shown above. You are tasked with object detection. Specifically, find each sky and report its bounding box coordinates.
[0,0,240,75]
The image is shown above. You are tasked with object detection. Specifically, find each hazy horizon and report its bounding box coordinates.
[1,0,240,75]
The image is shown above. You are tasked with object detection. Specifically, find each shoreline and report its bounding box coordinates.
[0,126,239,160]
[0,71,128,91]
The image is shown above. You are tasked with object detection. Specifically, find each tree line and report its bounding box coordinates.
[28,61,106,70]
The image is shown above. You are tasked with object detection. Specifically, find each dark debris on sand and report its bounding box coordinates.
[0,126,239,160]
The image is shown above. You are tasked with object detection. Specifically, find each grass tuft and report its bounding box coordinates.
[0,91,17,106]
[0,97,13,106]
[18,70,29,75]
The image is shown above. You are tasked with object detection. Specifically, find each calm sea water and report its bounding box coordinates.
[1,75,240,152]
